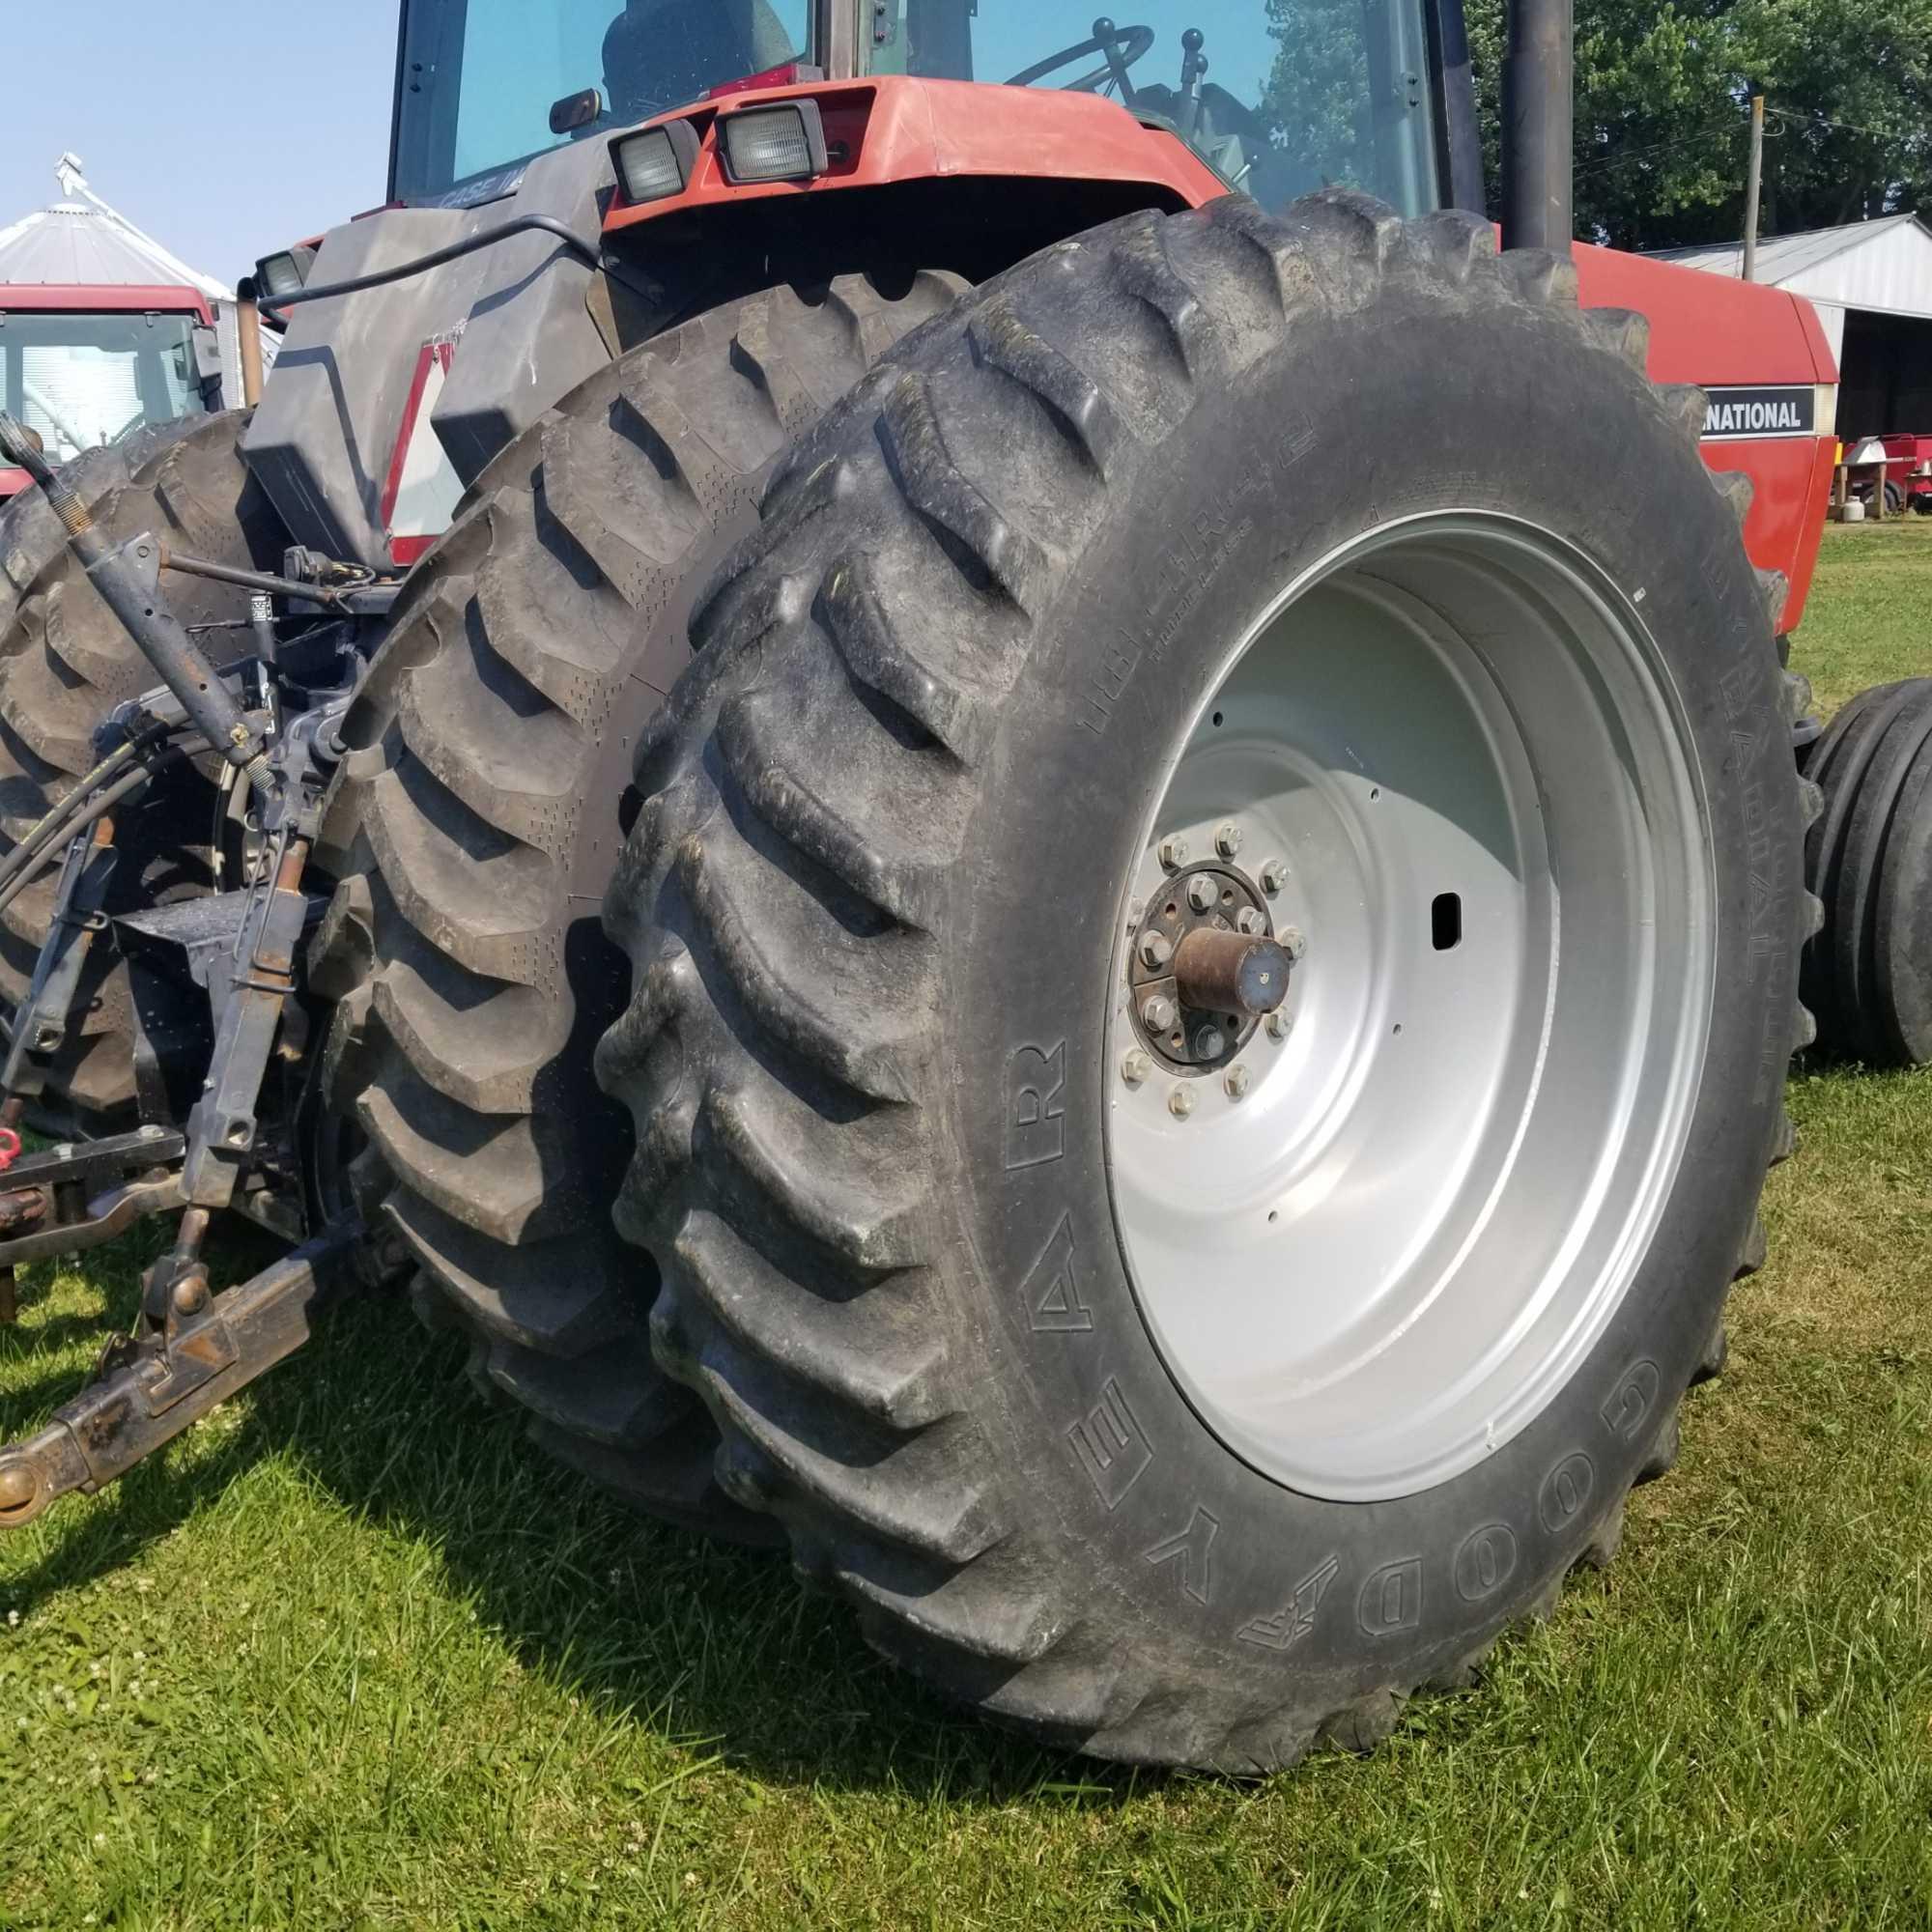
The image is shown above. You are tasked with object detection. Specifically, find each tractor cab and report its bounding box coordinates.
[389,0,1443,217]
[876,0,1439,215]
[0,298,211,469]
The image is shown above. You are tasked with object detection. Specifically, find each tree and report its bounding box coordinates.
[1463,0,1932,249]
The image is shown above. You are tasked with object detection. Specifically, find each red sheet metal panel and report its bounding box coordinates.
[601,75,1224,239]
[0,283,213,324]
[1572,242,1836,634]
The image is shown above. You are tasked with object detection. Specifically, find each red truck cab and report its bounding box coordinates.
[0,283,216,505]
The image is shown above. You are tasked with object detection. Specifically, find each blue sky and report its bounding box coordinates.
[0,2,398,287]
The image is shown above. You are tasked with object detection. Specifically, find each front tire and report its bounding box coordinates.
[598,196,1813,1768]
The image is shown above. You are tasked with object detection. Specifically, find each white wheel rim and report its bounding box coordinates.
[1105,513,1715,1502]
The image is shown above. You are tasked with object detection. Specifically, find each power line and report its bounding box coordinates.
[1575,123,1749,175]
[1575,99,1926,181]
[1768,104,1925,145]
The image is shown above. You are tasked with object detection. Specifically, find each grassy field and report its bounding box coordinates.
[2,522,1930,1930]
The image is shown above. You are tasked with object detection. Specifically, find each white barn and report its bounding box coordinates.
[1650,214,1932,439]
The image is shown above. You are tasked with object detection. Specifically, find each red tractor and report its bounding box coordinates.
[0,0,1905,1770]
[0,161,263,508]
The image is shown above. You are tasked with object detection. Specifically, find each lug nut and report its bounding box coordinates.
[1139,929,1173,969]
[1168,1085,1196,1120]
[1193,1024,1227,1060]
[1186,874,1219,914]
[1225,1064,1252,1100]
[1279,925,1306,960]
[1261,858,1288,895]
[1215,822,1243,859]
[1266,1010,1292,1042]
[1159,835,1190,870]
[1121,1048,1152,1087]
[1142,994,1176,1033]
[1236,907,1265,935]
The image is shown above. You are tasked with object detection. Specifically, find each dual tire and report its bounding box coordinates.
[1803,678,1932,1065]
[591,195,1812,1766]
[312,272,968,1538]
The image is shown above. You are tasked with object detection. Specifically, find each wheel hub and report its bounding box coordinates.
[1127,857,1290,1070]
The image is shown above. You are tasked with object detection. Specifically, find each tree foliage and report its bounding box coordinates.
[1464,0,1932,248]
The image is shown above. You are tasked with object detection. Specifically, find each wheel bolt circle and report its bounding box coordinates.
[1261,859,1287,895]
[1168,1085,1196,1120]
[1280,925,1307,960]
[1121,1048,1152,1086]
[1159,835,1190,870]
[1215,822,1242,859]
[1265,1009,1291,1041]
[1225,1064,1251,1100]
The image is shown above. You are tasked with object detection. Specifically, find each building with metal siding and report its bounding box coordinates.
[1650,214,1932,440]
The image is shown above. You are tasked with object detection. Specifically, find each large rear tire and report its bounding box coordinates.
[1803,677,1932,1065]
[0,411,284,1128]
[314,273,967,1536]
[597,195,1815,1767]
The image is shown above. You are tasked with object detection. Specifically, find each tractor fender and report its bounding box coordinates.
[242,135,614,571]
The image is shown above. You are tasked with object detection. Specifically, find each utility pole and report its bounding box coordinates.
[1742,95,1765,281]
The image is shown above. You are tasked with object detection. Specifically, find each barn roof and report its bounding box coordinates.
[1648,213,1932,322]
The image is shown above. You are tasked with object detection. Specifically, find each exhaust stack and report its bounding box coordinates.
[1501,0,1574,256]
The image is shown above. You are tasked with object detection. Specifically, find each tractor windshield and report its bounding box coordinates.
[0,312,205,468]
[393,0,815,203]
[877,0,1438,214]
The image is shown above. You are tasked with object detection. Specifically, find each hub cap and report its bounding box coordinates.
[1105,514,1715,1502]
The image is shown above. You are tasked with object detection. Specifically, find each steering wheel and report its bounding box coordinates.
[1007,17,1156,101]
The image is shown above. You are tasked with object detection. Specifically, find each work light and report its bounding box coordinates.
[254,246,316,298]
[718,101,828,184]
[612,120,700,205]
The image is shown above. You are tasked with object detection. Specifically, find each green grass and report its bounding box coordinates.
[3,532,1932,1930]
[1790,515,1932,718]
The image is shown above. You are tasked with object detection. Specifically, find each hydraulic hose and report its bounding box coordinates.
[0,742,139,891]
[0,716,179,905]
[258,213,656,314]
[0,748,185,927]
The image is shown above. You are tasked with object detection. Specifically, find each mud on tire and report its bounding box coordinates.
[313,272,966,1536]
[596,194,1817,1769]
[0,412,284,1129]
